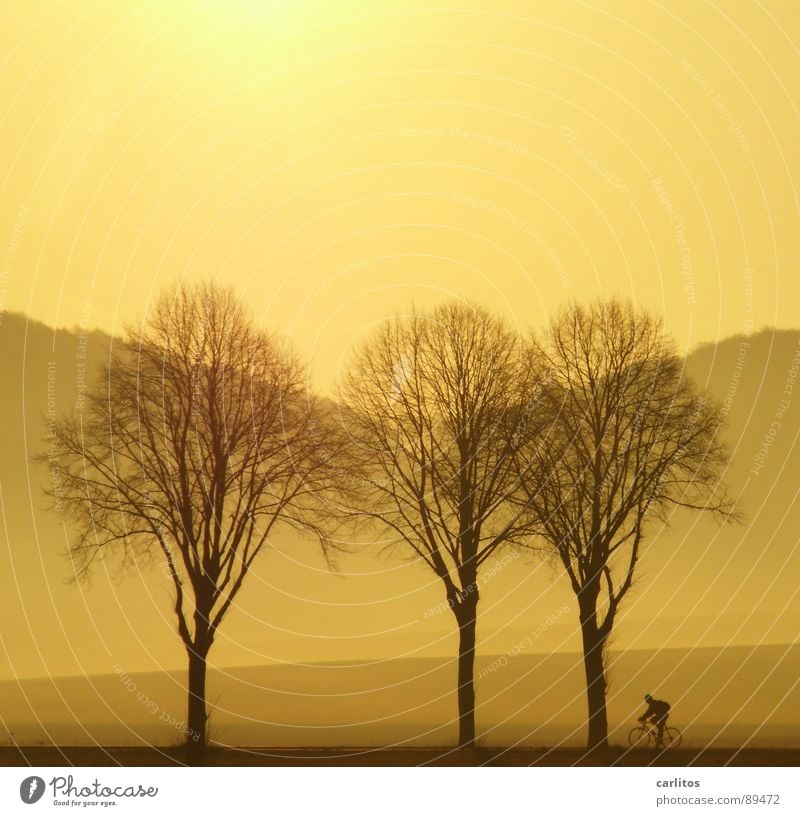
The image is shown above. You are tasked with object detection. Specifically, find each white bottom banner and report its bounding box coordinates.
[0,766,794,815]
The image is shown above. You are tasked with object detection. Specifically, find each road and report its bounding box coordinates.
[1,745,798,766]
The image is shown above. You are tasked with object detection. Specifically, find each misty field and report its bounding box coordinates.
[3,645,798,757]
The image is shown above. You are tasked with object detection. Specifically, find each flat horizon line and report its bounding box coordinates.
[4,640,798,683]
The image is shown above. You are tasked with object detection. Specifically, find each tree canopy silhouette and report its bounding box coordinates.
[335,301,544,747]
[515,298,734,750]
[47,282,330,762]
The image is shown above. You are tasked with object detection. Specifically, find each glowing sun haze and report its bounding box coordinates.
[0,2,799,700]
[0,0,797,390]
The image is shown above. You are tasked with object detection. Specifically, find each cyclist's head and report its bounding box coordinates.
[644,694,653,702]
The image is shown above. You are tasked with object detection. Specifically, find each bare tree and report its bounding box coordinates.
[47,282,329,762]
[515,299,734,750]
[335,301,545,747]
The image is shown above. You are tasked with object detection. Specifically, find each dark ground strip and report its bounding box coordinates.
[1,746,798,767]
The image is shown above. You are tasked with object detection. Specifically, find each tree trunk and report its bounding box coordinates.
[580,612,609,751]
[454,597,478,748]
[186,644,209,764]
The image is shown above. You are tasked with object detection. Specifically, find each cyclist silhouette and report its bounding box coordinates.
[639,694,671,746]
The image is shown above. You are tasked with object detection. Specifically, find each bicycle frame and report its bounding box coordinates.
[628,720,682,749]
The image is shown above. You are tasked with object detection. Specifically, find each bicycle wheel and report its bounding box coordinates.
[662,727,682,749]
[628,726,651,748]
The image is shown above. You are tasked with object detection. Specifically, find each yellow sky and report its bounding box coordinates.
[1,1,800,688]
[0,0,797,391]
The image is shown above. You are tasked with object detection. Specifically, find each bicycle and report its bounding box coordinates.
[628,719,682,749]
